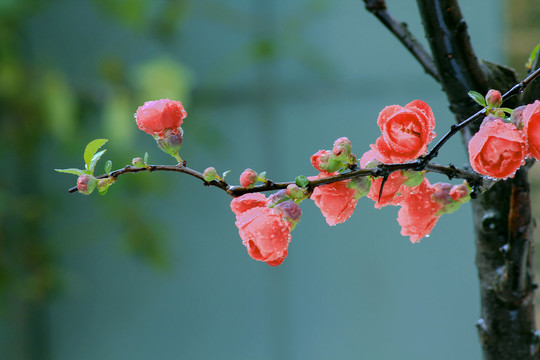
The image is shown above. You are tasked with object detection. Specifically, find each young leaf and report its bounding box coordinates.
[258,171,267,181]
[295,175,309,188]
[144,152,149,164]
[526,44,540,70]
[468,91,486,107]
[88,149,107,174]
[104,160,112,175]
[55,168,84,176]
[84,139,108,170]
[222,170,231,180]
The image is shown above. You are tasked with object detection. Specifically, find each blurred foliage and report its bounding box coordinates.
[0,0,334,310]
[0,0,196,308]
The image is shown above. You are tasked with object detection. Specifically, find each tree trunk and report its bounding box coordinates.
[415,0,539,358]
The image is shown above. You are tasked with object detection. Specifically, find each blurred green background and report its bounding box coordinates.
[0,0,539,359]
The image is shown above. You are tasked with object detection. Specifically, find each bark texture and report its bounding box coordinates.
[416,0,539,358]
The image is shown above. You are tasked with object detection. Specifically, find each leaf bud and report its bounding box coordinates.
[132,157,145,168]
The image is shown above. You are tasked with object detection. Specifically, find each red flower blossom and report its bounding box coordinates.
[310,173,358,226]
[468,118,526,179]
[360,148,407,208]
[230,193,267,216]
[523,100,540,160]
[310,149,333,173]
[135,99,187,138]
[368,172,408,208]
[374,100,436,163]
[397,179,443,243]
[231,194,294,266]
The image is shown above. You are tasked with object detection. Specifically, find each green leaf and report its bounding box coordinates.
[295,175,309,188]
[258,171,267,181]
[144,152,149,164]
[468,91,486,107]
[526,44,540,69]
[84,139,108,170]
[222,170,231,180]
[88,149,107,174]
[98,184,111,195]
[55,168,84,176]
[500,108,514,114]
[104,160,113,175]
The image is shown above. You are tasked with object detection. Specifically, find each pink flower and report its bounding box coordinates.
[374,100,436,163]
[230,193,267,215]
[468,118,526,179]
[240,168,258,188]
[360,148,407,208]
[310,149,333,173]
[397,179,443,243]
[135,99,187,138]
[231,194,293,266]
[310,172,358,226]
[522,100,540,160]
[368,172,408,208]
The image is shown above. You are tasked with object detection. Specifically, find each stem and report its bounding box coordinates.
[363,0,439,81]
[67,162,486,197]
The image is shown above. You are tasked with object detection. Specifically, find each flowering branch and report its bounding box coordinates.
[67,161,486,197]
[362,0,439,81]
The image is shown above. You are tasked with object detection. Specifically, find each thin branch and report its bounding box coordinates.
[68,161,486,197]
[418,66,540,166]
[363,0,439,81]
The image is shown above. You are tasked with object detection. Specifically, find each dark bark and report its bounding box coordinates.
[415,0,538,359]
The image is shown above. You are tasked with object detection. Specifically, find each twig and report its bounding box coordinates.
[68,161,486,197]
[363,0,439,81]
[418,66,540,166]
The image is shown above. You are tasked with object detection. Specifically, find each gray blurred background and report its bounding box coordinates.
[0,0,539,359]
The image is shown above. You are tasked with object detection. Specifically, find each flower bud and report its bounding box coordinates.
[240,168,258,188]
[267,190,288,207]
[77,174,97,195]
[286,184,305,200]
[97,177,115,194]
[449,183,470,203]
[510,105,526,130]
[432,183,453,206]
[333,137,352,162]
[203,167,219,182]
[132,157,145,168]
[479,115,500,128]
[156,129,183,160]
[485,89,503,108]
[274,200,302,229]
[493,109,505,118]
[311,150,332,172]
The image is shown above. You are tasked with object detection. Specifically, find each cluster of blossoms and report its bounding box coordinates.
[230,100,470,265]
[468,93,540,178]
[61,93,540,267]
